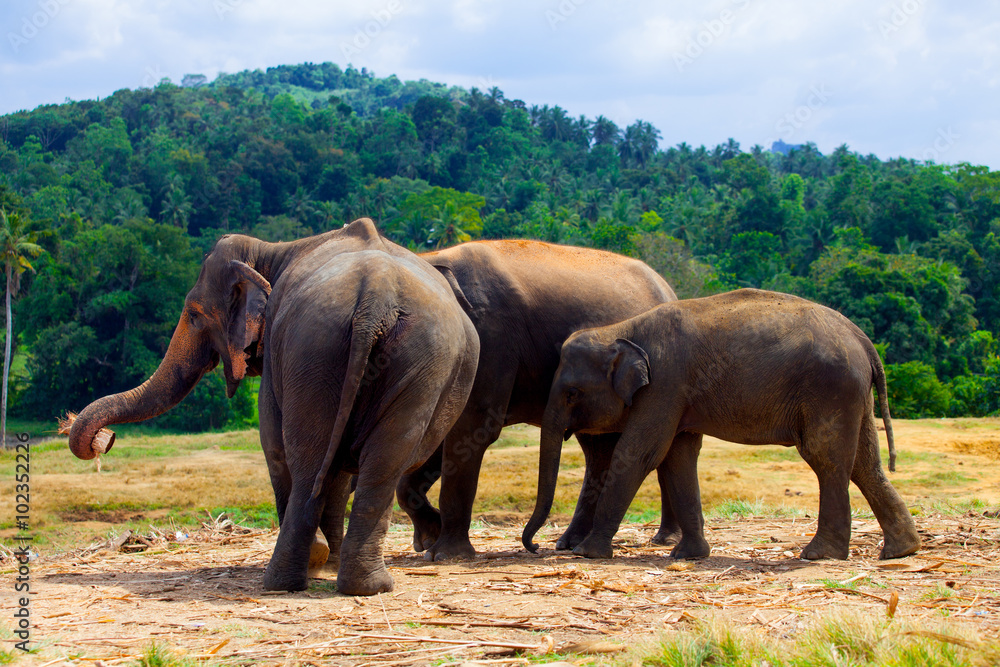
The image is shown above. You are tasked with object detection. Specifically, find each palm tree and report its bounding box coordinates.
[592,116,620,147]
[315,200,341,231]
[621,121,661,168]
[581,189,604,222]
[367,179,391,222]
[573,115,593,148]
[160,175,194,230]
[286,186,317,230]
[113,190,146,224]
[610,190,638,225]
[428,201,475,249]
[0,210,43,447]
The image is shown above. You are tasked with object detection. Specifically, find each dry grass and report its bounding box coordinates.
[3,419,999,552]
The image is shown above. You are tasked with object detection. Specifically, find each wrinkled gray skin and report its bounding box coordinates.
[393,240,695,560]
[523,289,921,563]
[68,219,479,595]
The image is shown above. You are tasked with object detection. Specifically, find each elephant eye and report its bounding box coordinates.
[566,387,580,401]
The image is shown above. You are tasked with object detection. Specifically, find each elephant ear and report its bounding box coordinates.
[610,338,650,407]
[432,265,474,315]
[226,260,271,384]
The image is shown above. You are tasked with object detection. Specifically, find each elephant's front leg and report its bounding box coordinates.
[423,408,504,561]
[396,446,443,552]
[558,433,616,550]
[574,410,680,559]
[423,431,490,560]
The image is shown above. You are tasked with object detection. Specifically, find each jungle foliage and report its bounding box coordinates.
[2,62,999,428]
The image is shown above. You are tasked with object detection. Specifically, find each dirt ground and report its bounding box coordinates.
[3,418,999,664]
[3,509,999,665]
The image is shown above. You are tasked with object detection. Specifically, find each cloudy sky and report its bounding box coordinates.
[2,0,998,168]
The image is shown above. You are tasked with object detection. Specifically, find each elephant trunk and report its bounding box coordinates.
[68,317,213,460]
[522,401,569,552]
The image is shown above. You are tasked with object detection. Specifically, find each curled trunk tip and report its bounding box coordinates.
[522,405,567,553]
[62,410,116,460]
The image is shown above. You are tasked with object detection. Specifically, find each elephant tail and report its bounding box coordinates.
[310,304,399,500]
[868,342,896,472]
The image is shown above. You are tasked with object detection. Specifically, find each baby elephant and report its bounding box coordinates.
[523,288,920,562]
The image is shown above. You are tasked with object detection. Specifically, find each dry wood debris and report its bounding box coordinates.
[2,512,997,665]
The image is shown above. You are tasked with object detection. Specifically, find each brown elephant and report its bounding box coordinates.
[67,219,479,594]
[394,240,699,560]
[523,288,921,563]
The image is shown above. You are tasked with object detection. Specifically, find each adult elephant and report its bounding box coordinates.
[67,219,479,594]
[522,289,921,562]
[396,240,696,560]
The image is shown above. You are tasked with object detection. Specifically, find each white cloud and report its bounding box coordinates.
[0,0,998,167]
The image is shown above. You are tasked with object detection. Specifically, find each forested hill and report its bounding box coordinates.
[3,61,1000,429]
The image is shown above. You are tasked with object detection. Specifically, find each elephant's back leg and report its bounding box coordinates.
[850,406,920,559]
[339,385,451,595]
[660,431,710,559]
[316,471,353,571]
[651,461,681,546]
[261,370,333,581]
[264,420,336,591]
[421,400,510,561]
[795,408,863,560]
[259,372,291,526]
[261,388,340,592]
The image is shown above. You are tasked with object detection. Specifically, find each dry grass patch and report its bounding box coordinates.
[632,613,1000,667]
[3,418,999,552]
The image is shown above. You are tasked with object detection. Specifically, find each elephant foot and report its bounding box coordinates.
[572,536,614,559]
[408,511,442,553]
[879,527,921,560]
[651,527,682,547]
[800,535,850,561]
[554,537,576,551]
[555,528,589,551]
[423,536,476,561]
[337,564,394,596]
[262,561,309,592]
[669,535,711,560]
[412,523,441,553]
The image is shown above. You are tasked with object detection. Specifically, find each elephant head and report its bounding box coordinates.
[68,236,271,460]
[522,333,650,551]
